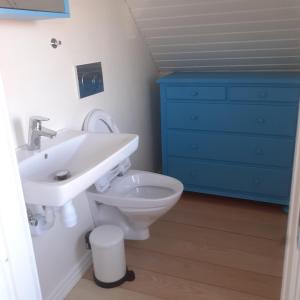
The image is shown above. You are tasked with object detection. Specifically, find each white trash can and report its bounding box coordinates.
[89,225,135,288]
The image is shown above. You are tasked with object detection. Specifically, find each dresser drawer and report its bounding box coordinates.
[168,158,291,198]
[167,103,298,136]
[166,86,226,100]
[167,131,295,167]
[229,87,300,102]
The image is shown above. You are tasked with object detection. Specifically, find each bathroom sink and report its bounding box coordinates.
[17,129,139,206]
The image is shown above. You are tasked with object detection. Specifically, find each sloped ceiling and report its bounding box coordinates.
[125,0,300,72]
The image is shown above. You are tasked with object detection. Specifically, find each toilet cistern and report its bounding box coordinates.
[28,116,57,150]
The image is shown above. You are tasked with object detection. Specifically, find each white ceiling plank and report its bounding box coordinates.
[159,65,300,72]
[146,29,300,47]
[137,8,300,30]
[126,0,237,9]
[157,57,300,68]
[153,48,300,61]
[131,0,300,20]
[150,39,300,53]
[142,19,300,38]
[160,63,300,69]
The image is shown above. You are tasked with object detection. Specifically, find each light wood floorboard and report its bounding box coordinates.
[125,247,281,299]
[164,193,287,240]
[65,278,162,300]
[69,192,287,300]
[128,222,283,276]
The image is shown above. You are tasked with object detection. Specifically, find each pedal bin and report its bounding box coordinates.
[89,225,135,288]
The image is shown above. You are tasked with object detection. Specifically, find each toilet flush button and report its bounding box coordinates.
[76,62,104,99]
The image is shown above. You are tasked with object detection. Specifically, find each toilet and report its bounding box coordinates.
[84,109,183,240]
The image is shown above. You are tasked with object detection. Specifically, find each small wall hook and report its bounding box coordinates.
[51,38,62,49]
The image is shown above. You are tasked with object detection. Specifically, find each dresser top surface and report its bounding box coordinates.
[157,72,300,85]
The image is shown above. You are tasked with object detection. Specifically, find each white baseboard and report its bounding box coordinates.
[46,251,92,300]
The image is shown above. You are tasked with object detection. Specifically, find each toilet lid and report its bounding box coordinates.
[82,109,131,190]
[82,109,120,134]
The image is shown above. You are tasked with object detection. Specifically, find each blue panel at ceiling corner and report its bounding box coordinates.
[76,62,104,99]
[0,0,70,19]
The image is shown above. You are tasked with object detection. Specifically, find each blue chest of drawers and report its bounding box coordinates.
[158,72,300,205]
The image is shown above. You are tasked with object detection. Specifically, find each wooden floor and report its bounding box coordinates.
[66,192,287,300]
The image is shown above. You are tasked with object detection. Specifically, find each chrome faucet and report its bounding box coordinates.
[28,116,57,150]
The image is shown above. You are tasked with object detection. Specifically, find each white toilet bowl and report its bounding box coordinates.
[83,110,184,240]
[87,170,183,239]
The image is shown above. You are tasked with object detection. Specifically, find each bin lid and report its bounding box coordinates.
[90,225,124,248]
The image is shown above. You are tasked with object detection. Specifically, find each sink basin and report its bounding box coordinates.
[17,129,139,206]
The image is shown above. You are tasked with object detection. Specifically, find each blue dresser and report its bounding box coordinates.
[158,73,300,206]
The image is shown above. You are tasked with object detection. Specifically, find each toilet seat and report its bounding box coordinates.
[88,170,183,209]
[83,109,131,192]
[83,109,120,134]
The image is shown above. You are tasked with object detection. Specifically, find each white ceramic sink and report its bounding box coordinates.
[17,129,139,206]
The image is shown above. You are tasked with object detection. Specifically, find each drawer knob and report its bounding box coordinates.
[257,90,268,98]
[256,117,266,124]
[254,147,264,155]
[190,115,199,121]
[192,91,199,97]
[189,171,197,178]
[253,178,261,186]
[191,144,199,151]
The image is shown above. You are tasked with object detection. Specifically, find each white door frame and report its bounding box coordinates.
[281,105,300,300]
[0,74,42,300]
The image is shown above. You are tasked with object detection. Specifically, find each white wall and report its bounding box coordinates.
[0,0,159,298]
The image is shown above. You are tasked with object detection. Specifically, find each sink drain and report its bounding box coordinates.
[54,169,71,181]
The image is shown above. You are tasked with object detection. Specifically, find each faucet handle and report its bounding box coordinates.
[30,116,50,130]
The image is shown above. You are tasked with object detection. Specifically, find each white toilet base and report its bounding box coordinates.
[88,200,150,240]
[125,228,149,240]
